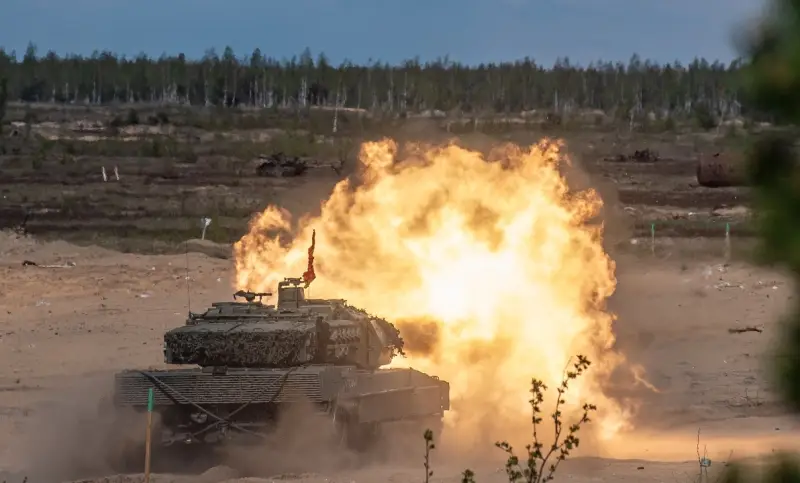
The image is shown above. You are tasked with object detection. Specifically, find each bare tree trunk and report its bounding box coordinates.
[333,78,341,134]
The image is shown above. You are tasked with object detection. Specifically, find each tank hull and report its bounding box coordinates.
[111,365,449,448]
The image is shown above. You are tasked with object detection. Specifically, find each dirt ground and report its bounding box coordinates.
[0,114,792,483]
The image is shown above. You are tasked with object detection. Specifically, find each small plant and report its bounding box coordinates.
[495,355,596,483]
[424,355,596,483]
[424,428,435,483]
[461,469,476,483]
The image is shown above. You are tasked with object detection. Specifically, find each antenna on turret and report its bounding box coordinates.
[184,240,192,316]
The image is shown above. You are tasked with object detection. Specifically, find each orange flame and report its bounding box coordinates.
[233,138,635,447]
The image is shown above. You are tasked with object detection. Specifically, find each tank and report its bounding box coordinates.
[108,276,449,470]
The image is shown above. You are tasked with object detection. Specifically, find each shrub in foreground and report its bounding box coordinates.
[425,355,596,483]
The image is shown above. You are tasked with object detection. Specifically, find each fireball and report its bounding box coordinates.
[234,138,633,448]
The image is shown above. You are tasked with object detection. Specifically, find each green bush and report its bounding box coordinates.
[425,355,596,483]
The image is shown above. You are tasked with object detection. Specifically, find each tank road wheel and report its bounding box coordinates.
[370,415,444,464]
[333,405,381,453]
[348,421,382,453]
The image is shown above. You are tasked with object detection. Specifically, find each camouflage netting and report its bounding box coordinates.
[342,303,406,357]
[164,321,322,367]
[161,294,409,369]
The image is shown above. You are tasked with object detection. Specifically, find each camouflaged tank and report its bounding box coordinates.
[160,277,405,368]
[109,278,449,468]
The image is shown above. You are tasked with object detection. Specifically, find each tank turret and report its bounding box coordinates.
[162,277,405,369]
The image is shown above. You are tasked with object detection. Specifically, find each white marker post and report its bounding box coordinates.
[144,387,154,483]
[724,223,731,262]
[200,217,212,240]
[650,222,656,256]
[101,166,108,182]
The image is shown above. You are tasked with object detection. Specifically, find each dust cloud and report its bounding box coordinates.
[15,373,131,482]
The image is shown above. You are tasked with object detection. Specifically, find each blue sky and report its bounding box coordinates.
[3,0,766,66]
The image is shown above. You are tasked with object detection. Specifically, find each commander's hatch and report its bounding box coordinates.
[277,277,306,310]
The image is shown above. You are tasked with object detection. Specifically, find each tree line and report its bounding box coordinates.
[0,42,753,122]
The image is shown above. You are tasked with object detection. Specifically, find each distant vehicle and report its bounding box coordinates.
[254,152,344,177]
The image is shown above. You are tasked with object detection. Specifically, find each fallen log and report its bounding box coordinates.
[728,326,763,334]
[696,152,748,187]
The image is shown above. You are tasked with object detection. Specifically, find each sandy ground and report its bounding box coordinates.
[1,231,799,483]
